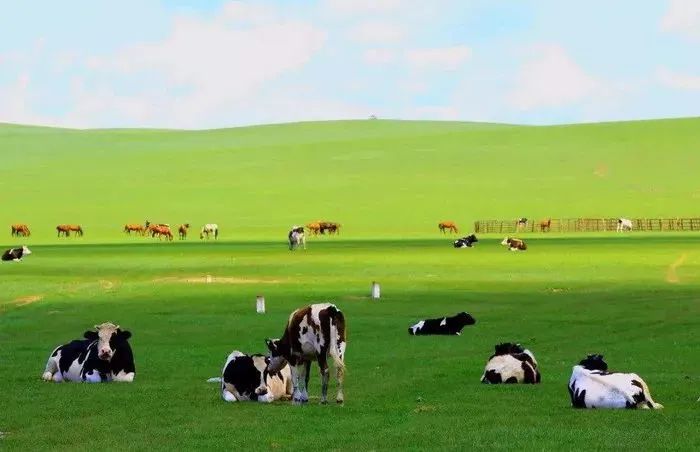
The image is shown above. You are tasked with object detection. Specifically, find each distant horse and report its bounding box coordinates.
[57,224,83,237]
[319,221,340,235]
[306,222,321,236]
[539,218,552,232]
[11,224,30,237]
[178,224,190,240]
[438,221,458,234]
[124,223,147,236]
[152,225,173,241]
[200,224,219,240]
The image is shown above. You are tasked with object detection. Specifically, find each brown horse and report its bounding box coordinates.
[11,224,30,237]
[57,224,83,237]
[152,225,173,241]
[319,221,340,235]
[438,221,458,234]
[124,223,147,236]
[539,218,552,232]
[178,223,190,240]
[306,222,321,236]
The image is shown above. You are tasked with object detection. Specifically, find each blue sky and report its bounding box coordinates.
[1,0,699,128]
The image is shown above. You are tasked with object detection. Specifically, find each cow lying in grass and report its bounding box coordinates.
[453,234,478,248]
[568,354,663,409]
[481,343,541,384]
[42,322,135,383]
[408,312,476,335]
[501,237,527,251]
[208,351,292,402]
[2,246,31,262]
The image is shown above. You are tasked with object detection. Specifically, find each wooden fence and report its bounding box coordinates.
[473,218,700,234]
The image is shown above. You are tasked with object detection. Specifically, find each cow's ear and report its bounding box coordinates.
[84,331,98,340]
[118,330,132,340]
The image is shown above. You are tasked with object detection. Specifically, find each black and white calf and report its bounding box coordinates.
[453,234,478,248]
[480,343,540,384]
[288,226,306,250]
[568,354,663,409]
[408,312,476,335]
[42,322,135,383]
[2,246,32,262]
[208,351,292,402]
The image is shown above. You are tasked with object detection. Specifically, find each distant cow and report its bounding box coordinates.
[438,221,458,234]
[568,354,663,409]
[11,224,30,237]
[408,312,476,336]
[207,351,292,403]
[288,226,306,250]
[266,303,347,404]
[42,322,135,383]
[501,237,527,251]
[200,223,219,240]
[480,343,541,384]
[2,246,32,262]
[453,234,478,248]
[617,218,633,232]
[57,224,83,237]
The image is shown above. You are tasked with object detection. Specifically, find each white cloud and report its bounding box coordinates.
[404,46,471,70]
[323,0,402,15]
[349,21,405,43]
[657,67,700,91]
[221,1,277,24]
[660,0,700,41]
[363,48,395,65]
[509,44,602,110]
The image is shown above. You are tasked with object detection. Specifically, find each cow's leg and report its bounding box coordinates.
[42,355,59,381]
[292,363,309,404]
[316,355,330,404]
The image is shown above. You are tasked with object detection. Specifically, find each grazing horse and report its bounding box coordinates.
[57,224,83,237]
[11,224,31,237]
[438,221,458,234]
[306,222,321,236]
[178,224,190,240]
[200,224,219,240]
[319,222,340,235]
[151,225,173,241]
[123,223,146,236]
[539,218,552,232]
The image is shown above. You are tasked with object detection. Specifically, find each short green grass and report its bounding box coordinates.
[2,236,699,450]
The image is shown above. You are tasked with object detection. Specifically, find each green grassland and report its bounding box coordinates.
[2,118,700,450]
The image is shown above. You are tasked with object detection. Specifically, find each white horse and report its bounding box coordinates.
[200,223,219,240]
[617,218,632,232]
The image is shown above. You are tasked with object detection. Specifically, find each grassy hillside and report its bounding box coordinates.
[2,118,699,243]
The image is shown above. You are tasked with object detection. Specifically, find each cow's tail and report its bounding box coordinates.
[206,377,222,383]
[329,308,347,379]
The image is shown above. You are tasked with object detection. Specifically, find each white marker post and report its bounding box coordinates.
[256,295,266,314]
[206,275,213,284]
[371,281,380,300]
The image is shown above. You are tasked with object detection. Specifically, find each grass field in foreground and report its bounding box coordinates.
[1,236,699,450]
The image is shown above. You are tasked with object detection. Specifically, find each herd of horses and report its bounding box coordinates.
[305,221,341,235]
[123,221,219,241]
[439,218,553,235]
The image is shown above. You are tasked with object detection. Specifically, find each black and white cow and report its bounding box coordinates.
[41,322,135,383]
[408,312,476,335]
[453,234,478,248]
[288,226,306,250]
[207,351,292,402]
[2,246,32,262]
[501,237,527,251]
[480,343,541,384]
[568,354,663,409]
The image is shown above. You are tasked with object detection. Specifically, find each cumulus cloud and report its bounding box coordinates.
[657,67,700,91]
[660,0,700,41]
[349,21,405,43]
[404,46,472,70]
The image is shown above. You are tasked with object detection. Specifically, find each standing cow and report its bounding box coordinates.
[288,226,306,250]
[42,322,135,383]
[617,218,633,232]
[207,351,292,402]
[265,303,346,405]
[480,343,541,384]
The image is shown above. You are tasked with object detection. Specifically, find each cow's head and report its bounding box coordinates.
[501,237,511,246]
[265,338,290,373]
[455,312,476,326]
[579,354,607,371]
[467,234,478,242]
[494,342,525,356]
[21,246,32,255]
[84,322,132,361]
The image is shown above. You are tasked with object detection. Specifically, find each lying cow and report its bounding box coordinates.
[480,343,540,384]
[288,226,306,250]
[501,237,527,251]
[41,322,135,383]
[408,312,476,336]
[207,351,292,402]
[266,303,347,404]
[453,234,478,248]
[568,354,663,409]
[2,246,32,262]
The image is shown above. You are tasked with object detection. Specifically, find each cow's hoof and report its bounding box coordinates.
[41,372,53,381]
[292,397,308,405]
[320,399,328,405]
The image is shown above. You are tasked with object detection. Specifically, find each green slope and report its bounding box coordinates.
[2,118,699,243]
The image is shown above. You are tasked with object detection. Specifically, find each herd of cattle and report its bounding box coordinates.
[39,304,673,409]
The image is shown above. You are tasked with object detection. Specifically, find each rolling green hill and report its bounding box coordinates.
[3,117,699,243]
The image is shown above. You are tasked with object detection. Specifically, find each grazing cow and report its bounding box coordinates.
[57,224,83,237]
[178,223,190,240]
[501,237,527,251]
[480,343,541,384]
[265,303,346,404]
[408,312,476,336]
[200,223,219,240]
[568,354,663,409]
[453,234,478,248]
[2,246,32,262]
[306,222,321,236]
[438,221,458,234]
[41,322,135,383]
[539,218,552,232]
[207,351,292,403]
[617,218,633,232]
[288,226,306,250]
[11,224,30,237]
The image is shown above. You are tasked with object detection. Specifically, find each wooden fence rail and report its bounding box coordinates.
[473,218,700,234]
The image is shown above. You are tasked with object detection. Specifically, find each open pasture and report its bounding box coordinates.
[2,236,699,450]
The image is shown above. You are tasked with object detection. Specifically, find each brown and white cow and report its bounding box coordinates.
[266,303,346,405]
[501,237,527,251]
